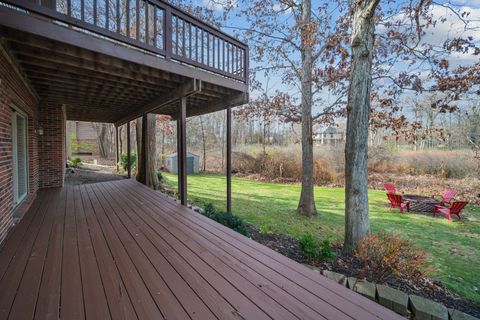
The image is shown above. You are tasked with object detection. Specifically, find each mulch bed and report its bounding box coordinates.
[65,165,126,185]
[247,224,480,318]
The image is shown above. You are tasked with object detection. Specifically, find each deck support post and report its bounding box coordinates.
[115,125,119,171]
[127,121,131,178]
[141,114,148,183]
[226,106,232,214]
[177,97,187,206]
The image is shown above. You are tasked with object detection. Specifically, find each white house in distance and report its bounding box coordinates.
[314,126,346,146]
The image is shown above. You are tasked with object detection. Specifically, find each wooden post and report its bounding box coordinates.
[141,114,148,183]
[126,121,131,178]
[177,97,187,205]
[115,126,119,171]
[226,106,232,214]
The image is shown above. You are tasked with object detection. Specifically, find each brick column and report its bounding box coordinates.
[38,103,65,188]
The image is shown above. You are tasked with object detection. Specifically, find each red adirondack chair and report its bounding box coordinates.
[386,193,410,213]
[431,188,456,206]
[384,183,397,195]
[434,201,468,222]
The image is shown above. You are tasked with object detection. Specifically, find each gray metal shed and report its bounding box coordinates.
[164,152,200,174]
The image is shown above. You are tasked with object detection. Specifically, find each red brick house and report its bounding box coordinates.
[0,1,404,319]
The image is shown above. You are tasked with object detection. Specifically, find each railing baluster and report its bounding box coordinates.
[153,6,157,47]
[212,36,215,68]
[145,1,148,44]
[195,26,198,62]
[67,0,71,16]
[182,19,185,57]
[222,39,225,71]
[217,36,220,70]
[175,15,179,55]
[201,28,204,64]
[135,0,139,40]
[80,0,84,21]
[93,0,96,25]
[106,0,109,30]
[206,32,210,66]
[236,46,239,74]
[165,7,172,59]
[126,0,130,37]
[116,0,120,33]
[188,23,192,60]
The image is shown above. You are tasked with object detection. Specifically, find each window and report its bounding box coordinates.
[12,110,28,207]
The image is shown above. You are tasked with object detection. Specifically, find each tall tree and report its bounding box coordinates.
[136,115,160,188]
[343,0,380,254]
[225,0,350,216]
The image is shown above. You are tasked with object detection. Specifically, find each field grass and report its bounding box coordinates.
[162,172,480,303]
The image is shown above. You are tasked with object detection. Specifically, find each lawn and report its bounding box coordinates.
[162,172,480,303]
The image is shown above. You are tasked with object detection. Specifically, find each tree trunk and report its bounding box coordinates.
[297,0,317,217]
[95,123,109,158]
[200,115,207,172]
[136,118,144,181]
[343,0,379,254]
[136,115,159,188]
[119,126,123,156]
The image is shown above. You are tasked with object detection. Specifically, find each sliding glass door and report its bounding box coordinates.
[12,110,28,206]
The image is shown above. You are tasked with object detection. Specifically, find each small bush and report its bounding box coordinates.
[355,232,428,283]
[156,171,163,183]
[119,153,137,171]
[201,203,248,236]
[69,157,82,168]
[299,233,336,263]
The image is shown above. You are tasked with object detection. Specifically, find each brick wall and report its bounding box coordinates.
[38,103,65,188]
[0,48,39,244]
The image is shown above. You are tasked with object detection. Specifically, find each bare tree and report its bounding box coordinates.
[343,0,380,254]
[136,115,160,188]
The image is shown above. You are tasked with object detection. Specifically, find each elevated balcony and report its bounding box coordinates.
[0,0,248,123]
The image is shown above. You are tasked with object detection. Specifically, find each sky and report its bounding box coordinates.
[190,0,480,121]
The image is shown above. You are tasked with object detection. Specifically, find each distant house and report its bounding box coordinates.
[164,152,200,174]
[315,126,345,146]
[68,121,97,155]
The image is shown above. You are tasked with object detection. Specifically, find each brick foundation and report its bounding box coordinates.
[38,103,65,188]
[0,47,39,244]
[0,46,67,245]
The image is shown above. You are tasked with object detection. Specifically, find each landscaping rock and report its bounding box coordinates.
[449,309,479,320]
[302,264,321,273]
[376,284,409,316]
[409,295,448,320]
[347,277,376,301]
[322,270,347,286]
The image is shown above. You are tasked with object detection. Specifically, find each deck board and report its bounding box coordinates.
[0,180,405,320]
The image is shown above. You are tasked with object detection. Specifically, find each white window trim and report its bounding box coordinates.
[10,104,29,208]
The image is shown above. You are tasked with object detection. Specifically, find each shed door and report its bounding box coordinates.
[187,157,194,174]
[12,111,28,206]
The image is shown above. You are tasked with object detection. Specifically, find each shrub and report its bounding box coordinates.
[299,233,336,263]
[119,153,137,171]
[201,203,248,236]
[69,157,82,168]
[156,171,163,183]
[355,232,428,283]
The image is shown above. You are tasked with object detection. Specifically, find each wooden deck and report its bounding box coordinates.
[0,180,404,319]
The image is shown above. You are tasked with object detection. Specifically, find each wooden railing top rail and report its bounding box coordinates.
[3,0,249,83]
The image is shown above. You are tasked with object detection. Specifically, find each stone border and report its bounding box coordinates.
[306,266,478,320]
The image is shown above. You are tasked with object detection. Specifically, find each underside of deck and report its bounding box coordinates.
[0,180,402,320]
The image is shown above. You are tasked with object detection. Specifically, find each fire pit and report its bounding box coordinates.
[403,194,440,213]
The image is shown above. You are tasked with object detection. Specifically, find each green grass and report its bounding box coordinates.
[163,172,480,303]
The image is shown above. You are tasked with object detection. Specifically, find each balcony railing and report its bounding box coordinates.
[4,0,248,83]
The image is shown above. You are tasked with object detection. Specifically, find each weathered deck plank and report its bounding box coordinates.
[0,180,405,320]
